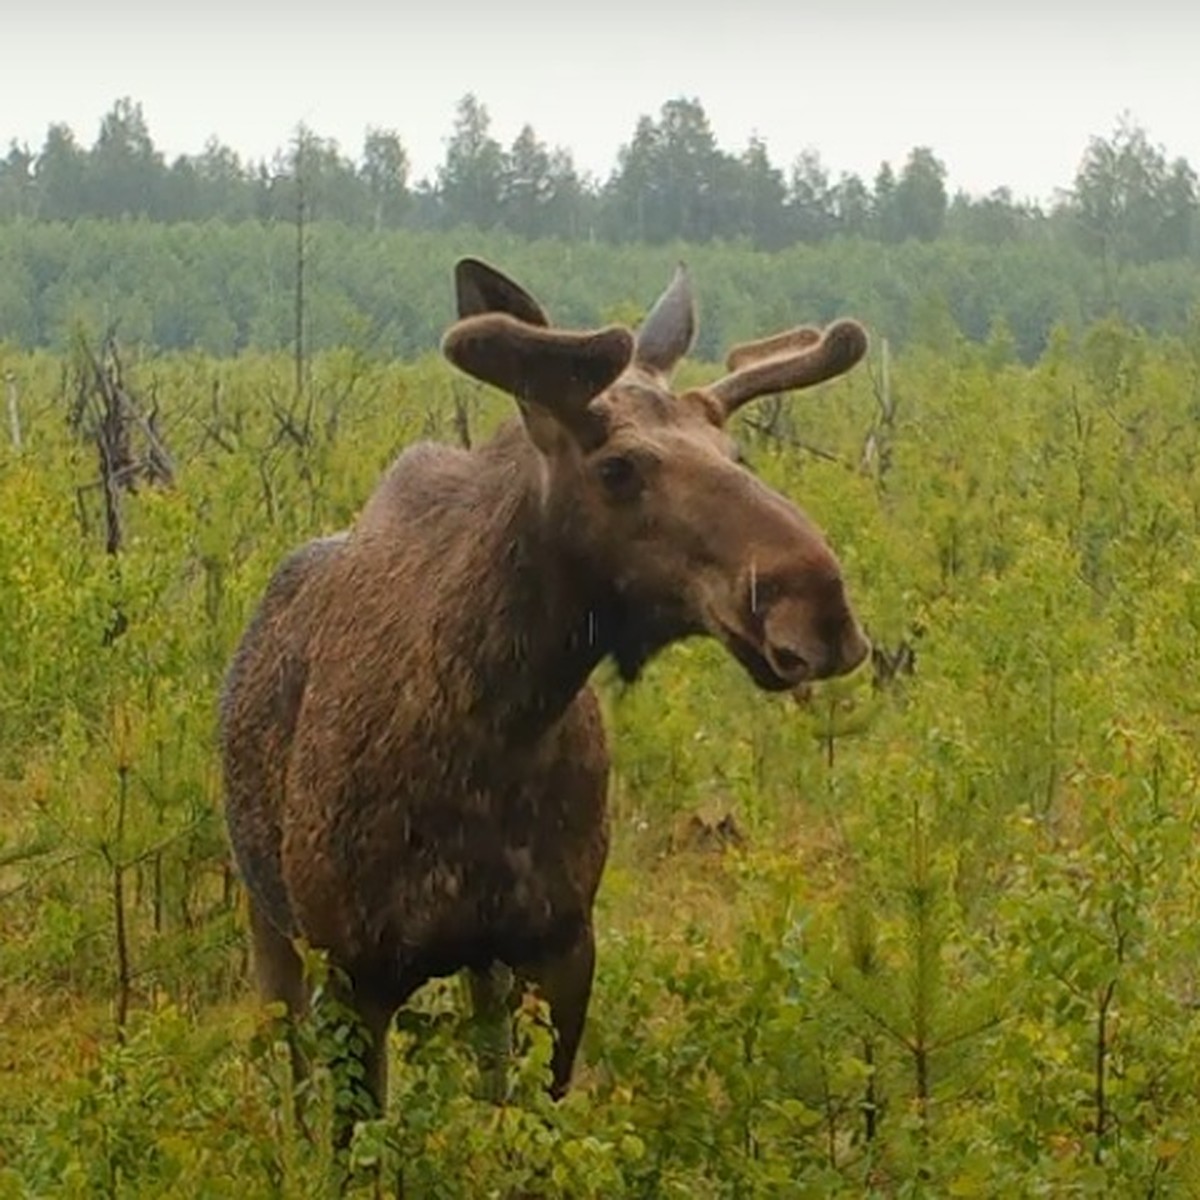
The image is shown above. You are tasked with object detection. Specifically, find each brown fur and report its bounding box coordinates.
[220,259,871,1128]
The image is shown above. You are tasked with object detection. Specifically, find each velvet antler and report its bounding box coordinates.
[442,312,634,450]
[706,319,868,416]
[723,326,822,373]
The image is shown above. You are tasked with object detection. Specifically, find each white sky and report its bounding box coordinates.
[3,2,1198,206]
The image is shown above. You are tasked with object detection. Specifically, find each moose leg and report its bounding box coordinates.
[248,899,309,1082]
[356,994,395,1116]
[318,983,394,1154]
[518,922,596,1098]
[467,962,515,1102]
[249,897,307,1012]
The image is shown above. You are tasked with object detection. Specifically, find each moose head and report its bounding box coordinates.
[444,258,871,692]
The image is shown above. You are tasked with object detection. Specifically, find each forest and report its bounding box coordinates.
[2,94,1197,259]
[2,91,1200,1197]
[0,95,1198,366]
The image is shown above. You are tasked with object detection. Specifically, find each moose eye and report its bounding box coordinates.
[596,454,642,500]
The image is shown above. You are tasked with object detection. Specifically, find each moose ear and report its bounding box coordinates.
[634,262,696,380]
[442,313,634,452]
[454,258,550,327]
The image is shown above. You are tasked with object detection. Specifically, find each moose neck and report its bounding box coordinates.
[438,425,619,742]
[359,422,684,747]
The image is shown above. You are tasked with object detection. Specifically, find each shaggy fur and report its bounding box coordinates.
[220,258,871,1127]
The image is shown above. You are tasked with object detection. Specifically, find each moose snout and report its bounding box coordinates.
[842,622,872,675]
[761,591,872,684]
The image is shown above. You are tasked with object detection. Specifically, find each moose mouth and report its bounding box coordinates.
[712,621,805,693]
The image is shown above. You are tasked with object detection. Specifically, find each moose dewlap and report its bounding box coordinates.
[219,256,871,1130]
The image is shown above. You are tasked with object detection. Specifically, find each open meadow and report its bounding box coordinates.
[2,306,1200,1196]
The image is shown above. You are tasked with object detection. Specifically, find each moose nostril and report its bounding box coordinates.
[768,644,809,679]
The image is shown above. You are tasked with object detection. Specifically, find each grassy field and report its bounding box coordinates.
[2,312,1200,1195]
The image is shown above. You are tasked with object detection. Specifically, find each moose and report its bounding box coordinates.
[220,257,871,1130]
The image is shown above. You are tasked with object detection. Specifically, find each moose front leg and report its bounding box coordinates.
[310,976,395,1152]
[467,961,516,1103]
[356,994,396,1118]
[248,899,310,1086]
[518,922,597,1098]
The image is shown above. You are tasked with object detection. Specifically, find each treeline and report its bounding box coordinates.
[0,95,1196,265]
[3,221,1200,363]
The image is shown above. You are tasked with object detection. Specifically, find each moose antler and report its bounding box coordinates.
[724,326,821,373]
[442,312,634,451]
[706,319,868,416]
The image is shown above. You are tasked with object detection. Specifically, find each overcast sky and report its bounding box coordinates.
[4,2,1198,206]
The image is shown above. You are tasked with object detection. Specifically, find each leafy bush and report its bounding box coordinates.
[3,315,1200,1194]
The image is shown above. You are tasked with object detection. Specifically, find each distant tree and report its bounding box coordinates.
[830,172,872,238]
[893,147,948,241]
[605,97,732,243]
[162,156,203,221]
[406,178,443,231]
[253,126,359,225]
[1071,121,1150,262]
[946,186,1034,245]
[36,123,87,221]
[88,97,167,218]
[604,114,660,242]
[873,161,902,242]
[788,149,837,242]
[192,138,256,221]
[1069,118,1197,263]
[360,128,409,231]
[500,125,553,239]
[1157,157,1197,260]
[438,94,504,229]
[542,148,589,240]
[729,136,788,248]
[659,97,730,241]
[252,158,287,223]
[295,128,362,223]
[498,128,587,240]
[0,142,36,219]
[255,137,300,225]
